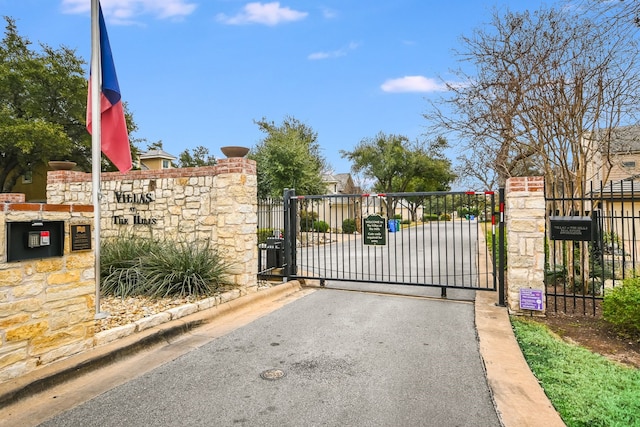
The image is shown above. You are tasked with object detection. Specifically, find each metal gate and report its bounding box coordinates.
[259,189,505,300]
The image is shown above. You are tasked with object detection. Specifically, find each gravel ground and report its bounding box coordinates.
[94,294,213,332]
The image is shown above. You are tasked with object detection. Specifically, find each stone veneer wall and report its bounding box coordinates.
[46,158,258,287]
[505,176,546,315]
[0,203,95,382]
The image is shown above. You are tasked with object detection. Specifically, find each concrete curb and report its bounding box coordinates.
[0,281,302,409]
[475,291,566,427]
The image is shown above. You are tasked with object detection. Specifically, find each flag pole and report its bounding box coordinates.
[91,0,106,319]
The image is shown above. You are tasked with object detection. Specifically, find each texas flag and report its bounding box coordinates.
[86,4,132,173]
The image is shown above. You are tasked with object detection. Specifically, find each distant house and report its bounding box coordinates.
[139,149,177,170]
[586,125,640,186]
[584,126,640,261]
[317,173,363,231]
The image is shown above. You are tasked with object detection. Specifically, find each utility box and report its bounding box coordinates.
[265,237,284,269]
[6,220,65,262]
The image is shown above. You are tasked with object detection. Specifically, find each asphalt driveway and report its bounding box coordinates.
[37,288,499,427]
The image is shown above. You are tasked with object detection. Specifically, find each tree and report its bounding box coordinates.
[425,5,640,193]
[340,132,456,216]
[0,16,139,190]
[250,116,328,199]
[178,145,216,167]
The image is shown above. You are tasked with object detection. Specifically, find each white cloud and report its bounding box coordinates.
[308,41,359,60]
[216,2,308,26]
[380,76,447,93]
[321,7,338,19]
[61,0,197,23]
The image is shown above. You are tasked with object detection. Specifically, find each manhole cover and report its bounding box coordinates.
[260,369,286,380]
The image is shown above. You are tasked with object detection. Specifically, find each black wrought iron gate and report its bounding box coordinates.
[259,189,505,299]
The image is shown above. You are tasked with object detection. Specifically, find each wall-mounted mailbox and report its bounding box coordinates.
[6,220,64,262]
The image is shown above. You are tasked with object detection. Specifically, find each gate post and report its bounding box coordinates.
[283,188,297,279]
[505,177,546,315]
[498,187,506,306]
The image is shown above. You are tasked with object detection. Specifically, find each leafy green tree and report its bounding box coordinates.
[0,16,139,189]
[178,145,216,167]
[250,116,327,199]
[341,133,455,216]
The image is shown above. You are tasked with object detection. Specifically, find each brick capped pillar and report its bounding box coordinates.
[505,177,546,315]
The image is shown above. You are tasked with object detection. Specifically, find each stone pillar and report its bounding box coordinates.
[213,158,258,288]
[505,177,546,315]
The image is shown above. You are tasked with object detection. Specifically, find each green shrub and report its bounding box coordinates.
[603,277,640,335]
[342,218,357,234]
[257,228,274,244]
[400,219,411,225]
[440,213,451,221]
[313,220,330,233]
[140,240,231,297]
[422,213,438,222]
[392,214,402,220]
[100,235,159,297]
[300,210,319,232]
[100,236,231,298]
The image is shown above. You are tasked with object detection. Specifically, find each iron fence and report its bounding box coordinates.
[258,190,504,298]
[545,180,640,315]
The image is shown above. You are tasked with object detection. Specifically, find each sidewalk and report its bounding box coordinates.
[476,290,565,427]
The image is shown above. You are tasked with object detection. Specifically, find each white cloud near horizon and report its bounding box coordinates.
[308,41,359,60]
[216,2,308,26]
[61,0,197,23]
[380,76,447,93]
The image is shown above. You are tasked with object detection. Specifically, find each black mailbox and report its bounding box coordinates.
[265,237,284,269]
[6,221,65,262]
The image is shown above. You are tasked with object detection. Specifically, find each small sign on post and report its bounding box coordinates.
[363,214,387,246]
[519,288,544,311]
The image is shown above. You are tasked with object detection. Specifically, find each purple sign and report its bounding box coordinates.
[520,288,544,311]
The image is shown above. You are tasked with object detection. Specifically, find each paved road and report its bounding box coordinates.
[38,288,500,427]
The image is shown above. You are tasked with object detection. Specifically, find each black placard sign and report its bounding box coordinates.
[363,214,387,246]
[549,216,592,241]
[71,224,92,251]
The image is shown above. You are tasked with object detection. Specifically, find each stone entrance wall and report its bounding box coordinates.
[0,159,258,383]
[0,203,95,382]
[46,158,258,287]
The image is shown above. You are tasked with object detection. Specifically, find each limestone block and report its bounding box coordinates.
[0,347,28,370]
[5,321,49,342]
[34,258,63,273]
[0,269,23,286]
[0,298,42,315]
[65,253,94,270]
[38,338,93,365]
[0,313,30,330]
[219,289,241,303]
[45,281,94,301]
[29,324,89,355]
[135,312,171,332]
[94,323,137,346]
[42,265,76,281]
[167,303,198,320]
[11,281,45,298]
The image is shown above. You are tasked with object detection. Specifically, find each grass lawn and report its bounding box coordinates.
[511,317,640,427]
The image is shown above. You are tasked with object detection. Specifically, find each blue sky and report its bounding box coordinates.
[1,0,547,178]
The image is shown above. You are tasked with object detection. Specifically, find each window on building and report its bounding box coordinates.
[22,170,32,184]
[622,161,636,168]
[162,159,170,169]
